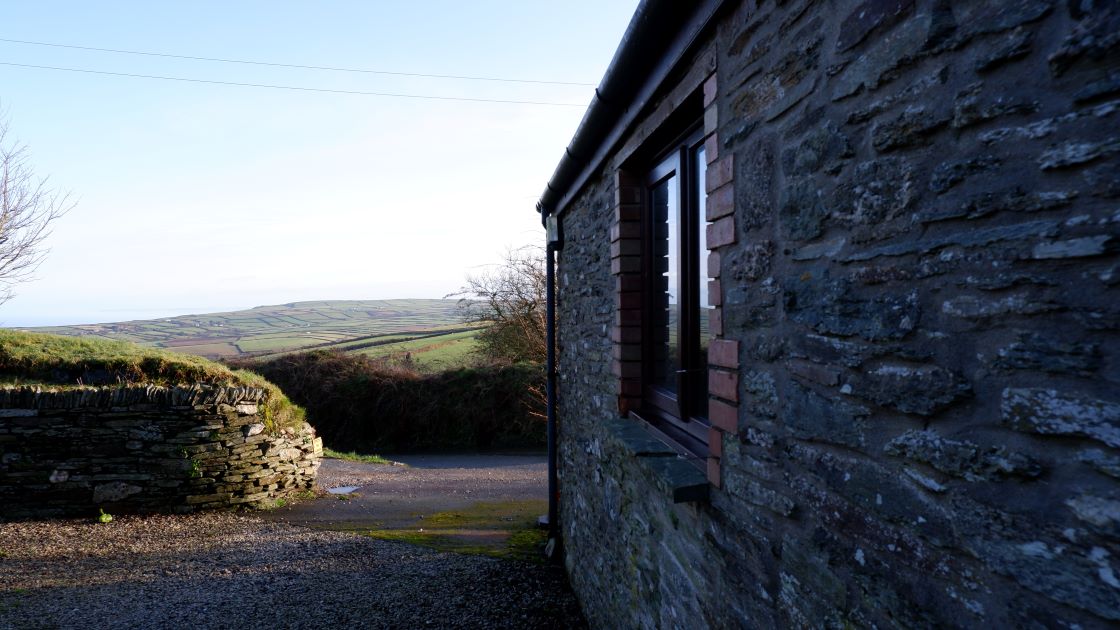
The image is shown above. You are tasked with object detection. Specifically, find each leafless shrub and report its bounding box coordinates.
[448,245,546,365]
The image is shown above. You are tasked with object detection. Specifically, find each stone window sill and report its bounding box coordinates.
[604,417,709,503]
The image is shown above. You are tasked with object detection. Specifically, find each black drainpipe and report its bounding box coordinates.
[544,213,562,551]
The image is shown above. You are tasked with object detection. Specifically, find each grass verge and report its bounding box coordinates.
[322,447,394,466]
[363,499,548,563]
[0,329,305,433]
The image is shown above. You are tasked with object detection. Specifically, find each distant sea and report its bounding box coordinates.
[2,307,242,328]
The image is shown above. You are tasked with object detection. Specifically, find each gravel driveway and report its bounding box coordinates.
[0,456,585,629]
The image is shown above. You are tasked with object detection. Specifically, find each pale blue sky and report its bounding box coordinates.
[0,1,637,326]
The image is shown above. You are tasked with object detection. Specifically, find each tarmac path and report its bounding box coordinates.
[263,454,549,533]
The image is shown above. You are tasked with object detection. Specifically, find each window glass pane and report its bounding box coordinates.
[651,175,679,394]
[695,144,710,419]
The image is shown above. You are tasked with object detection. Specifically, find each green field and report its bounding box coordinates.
[23,299,485,370]
[351,329,482,371]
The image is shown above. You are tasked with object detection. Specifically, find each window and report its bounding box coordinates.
[638,125,711,458]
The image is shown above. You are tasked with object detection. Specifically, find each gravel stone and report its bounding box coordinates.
[0,512,586,629]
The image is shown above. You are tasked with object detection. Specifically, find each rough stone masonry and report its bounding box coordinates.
[0,384,321,520]
[553,0,1120,628]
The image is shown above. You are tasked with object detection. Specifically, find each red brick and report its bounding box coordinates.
[611,360,642,379]
[610,222,641,242]
[708,426,724,458]
[708,339,739,369]
[615,203,641,223]
[610,239,641,258]
[707,456,721,488]
[616,308,641,326]
[611,326,641,344]
[615,291,642,310]
[704,105,718,135]
[617,379,643,397]
[706,184,734,221]
[615,174,641,204]
[708,279,722,307]
[703,73,718,108]
[706,155,734,193]
[616,275,642,293]
[618,395,640,417]
[707,216,736,248]
[709,369,738,402]
[704,133,719,164]
[709,398,738,433]
[707,251,721,280]
[611,256,641,275]
[710,308,723,337]
[612,343,642,362]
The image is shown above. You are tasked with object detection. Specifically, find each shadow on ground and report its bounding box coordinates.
[261,453,551,562]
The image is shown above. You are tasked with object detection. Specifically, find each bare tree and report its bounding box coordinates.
[0,113,70,305]
[450,245,546,364]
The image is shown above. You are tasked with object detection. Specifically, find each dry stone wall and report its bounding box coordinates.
[0,384,321,520]
[556,1,1120,628]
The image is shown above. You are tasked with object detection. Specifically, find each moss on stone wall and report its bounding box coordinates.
[0,330,304,434]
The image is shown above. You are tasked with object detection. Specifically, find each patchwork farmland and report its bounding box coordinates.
[26,299,484,369]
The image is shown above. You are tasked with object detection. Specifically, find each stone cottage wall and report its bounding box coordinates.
[0,384,322,520]
[556,1,1120,628]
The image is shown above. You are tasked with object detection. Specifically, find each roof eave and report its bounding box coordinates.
[536,0,728,223]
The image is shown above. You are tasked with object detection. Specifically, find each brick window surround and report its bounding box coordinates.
[610,71,739,489]
[701,72,738,489]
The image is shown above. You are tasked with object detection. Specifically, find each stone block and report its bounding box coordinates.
[980,539,1120,621]
[782,122,852,176]
[871,106,948,152]
[782,381,868,448]
[734,135,775,231]
[929,155,1001,194]
[1038,137,1120,170]
[975,27,1035,72]
[783,274,919,341]
[836,0,915,52]
[1078,449,1120,479]
[992,333,1101,375]
[92,482,143,503]
[1002,388,1120,447]
[884,430,1041,480]
[1032,236,1111,259]
[725,473,795,516]
[732,36,821,122]
[779,178,827,241]
[831,11,929,100]
[941,293,1060,319]
[1048,5,1120,76]
[849,364,971,416]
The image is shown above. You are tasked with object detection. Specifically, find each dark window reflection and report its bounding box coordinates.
[651,175,679,395]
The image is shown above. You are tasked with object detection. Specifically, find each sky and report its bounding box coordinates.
[0,1,638,326]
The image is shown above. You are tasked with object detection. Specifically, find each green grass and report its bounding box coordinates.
[322,447,394,465]
[0,329,305,433]
[362,499,548,562]
[0,329,243,385]
[413,334,480,370]
[236,335,324,353]
[351,329,481,371]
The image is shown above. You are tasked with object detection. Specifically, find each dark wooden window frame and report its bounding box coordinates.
[633,122,710,460]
